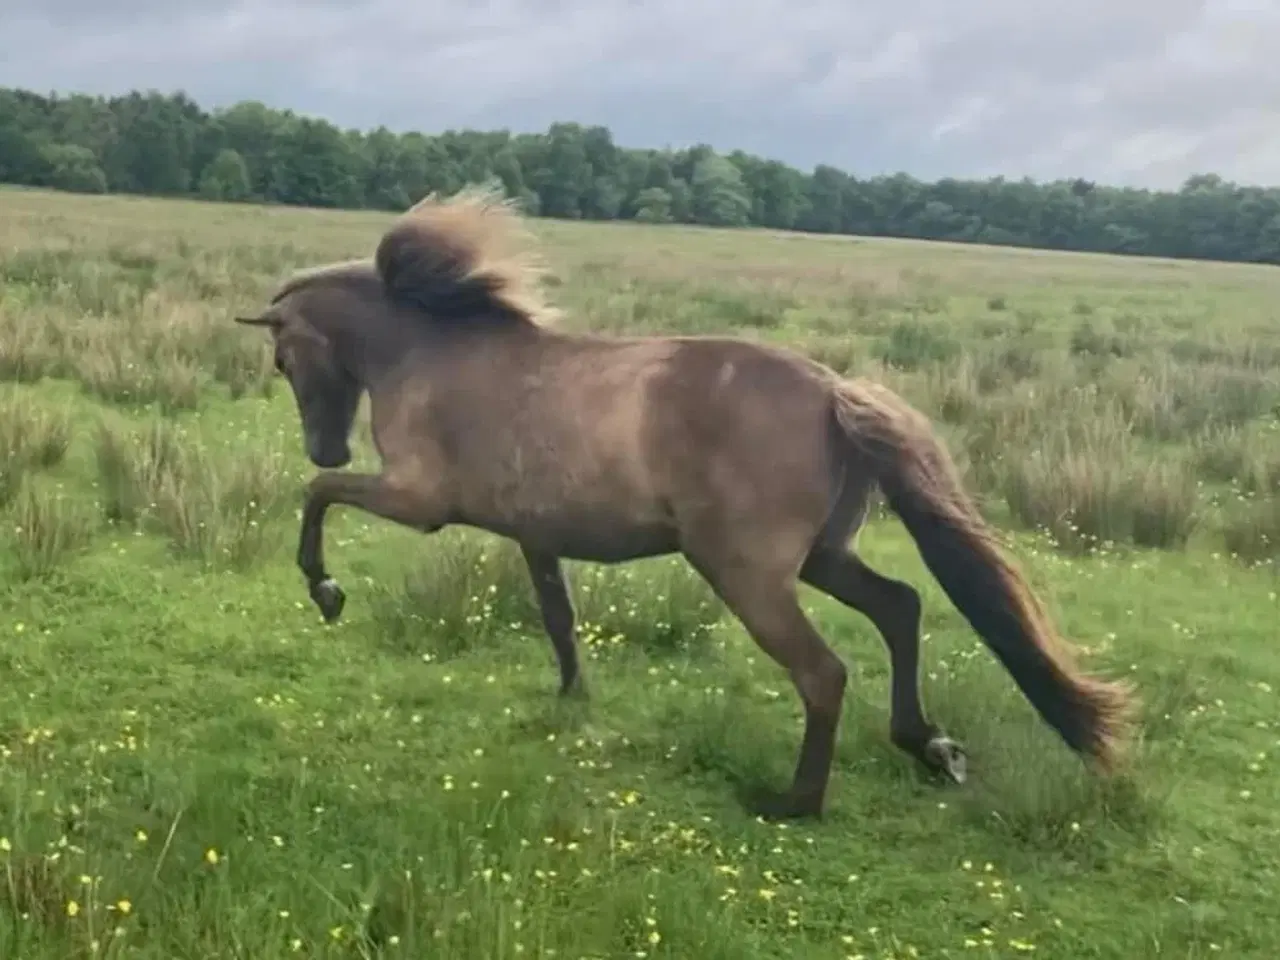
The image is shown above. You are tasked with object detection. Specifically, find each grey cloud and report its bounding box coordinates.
[2,0,1278,187]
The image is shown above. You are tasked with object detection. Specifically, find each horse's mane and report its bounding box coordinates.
[372,185,559,329]
[269,259,375,305]
[267,186,558,330]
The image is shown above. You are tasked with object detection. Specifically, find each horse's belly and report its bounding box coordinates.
[452,442,677,560]
[549,521,679,563]
[458,503,678,563]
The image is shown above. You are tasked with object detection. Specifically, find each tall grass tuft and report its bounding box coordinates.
[1192,425,1280,494]
[0,459,24,510]
[0,306,61,383]
[7,482,97,579]
[875,316,962,370]
[0,389,74,470]
[75,344,205,412]
[0,389,73,511]
[1000,450,1201,553]
[95,416,188,525]
[987,397,1201,552]
[152,442,299,570]
[95,416,297,568]
[367,533,540,660]
[1220,496,1280,566]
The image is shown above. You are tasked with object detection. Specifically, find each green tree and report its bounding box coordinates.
[205,101,285,201]
[491,145,527,201]
[536,123,592,219]
[361,127,413,210]
[733,155,808,230]
[0,121,45,185]
[690,153,751,227]
[268,116,362,208]
[40,143,107,193]
[668,178,694,223]
[197,149,251,202]
[800,165,847,233]
[104,92,196,194]
[634,187,674,223]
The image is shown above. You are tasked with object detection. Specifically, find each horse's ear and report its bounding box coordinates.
[234,315,281,329]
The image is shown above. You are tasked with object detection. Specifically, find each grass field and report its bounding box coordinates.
[1,186,1278,959]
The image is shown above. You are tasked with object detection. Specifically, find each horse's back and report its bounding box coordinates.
[422,332,845,562]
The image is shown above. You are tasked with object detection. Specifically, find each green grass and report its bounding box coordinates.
[0,188,1278,958]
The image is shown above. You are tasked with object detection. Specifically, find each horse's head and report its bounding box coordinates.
[235,283,361,470]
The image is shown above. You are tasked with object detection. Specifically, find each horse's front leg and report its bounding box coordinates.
[297,470,444,622]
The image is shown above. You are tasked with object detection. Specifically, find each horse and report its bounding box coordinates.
[234,186,1135,821]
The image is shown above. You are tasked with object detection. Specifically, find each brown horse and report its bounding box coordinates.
[235,187,1134,820]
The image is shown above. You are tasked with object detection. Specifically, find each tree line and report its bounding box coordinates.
[3,86,1279,265]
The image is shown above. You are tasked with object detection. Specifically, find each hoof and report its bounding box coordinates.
[310,577,346,623]
[741,786,823,822]
[558,675,588,700]
[922,735,968,785]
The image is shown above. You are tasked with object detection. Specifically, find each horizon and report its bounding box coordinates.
[5,83,1278,196]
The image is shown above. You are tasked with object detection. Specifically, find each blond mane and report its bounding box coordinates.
[372,184,560,329]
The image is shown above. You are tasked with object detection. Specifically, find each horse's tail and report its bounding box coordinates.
[830,379,1135,770]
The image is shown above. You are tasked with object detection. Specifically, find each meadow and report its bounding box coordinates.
[0,185,1278,959]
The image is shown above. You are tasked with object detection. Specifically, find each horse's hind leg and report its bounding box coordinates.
[691,555,849,820]
[520,546,585,698]
[800,544,967,783]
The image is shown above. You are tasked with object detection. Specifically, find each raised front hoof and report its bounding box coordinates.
[739,785,824,822]
[309,577,346,623]
[920,735,968,785]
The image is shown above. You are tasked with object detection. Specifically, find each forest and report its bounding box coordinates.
[3,85,1279,265]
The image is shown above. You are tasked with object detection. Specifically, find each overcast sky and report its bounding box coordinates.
[3,0,1279,189]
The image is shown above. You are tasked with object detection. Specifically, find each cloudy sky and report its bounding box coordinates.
[3,0,1279,188]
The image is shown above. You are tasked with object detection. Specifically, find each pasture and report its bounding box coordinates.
[0,186,1278,959]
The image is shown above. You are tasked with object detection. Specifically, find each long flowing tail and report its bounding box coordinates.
[831,379,1135,770]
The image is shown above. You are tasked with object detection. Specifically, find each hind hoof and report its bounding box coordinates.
[923,735,968,785]
[310,577,346,623]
